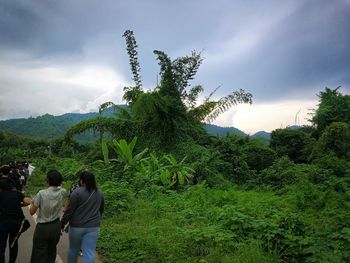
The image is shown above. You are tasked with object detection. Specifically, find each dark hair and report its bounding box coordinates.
[0,178,12,191]
[79,171,97,192]
[47,170,63,187]
[0,165,11,176]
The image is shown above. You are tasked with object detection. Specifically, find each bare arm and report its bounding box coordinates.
[63,197,69,212]
[29,204,38,216]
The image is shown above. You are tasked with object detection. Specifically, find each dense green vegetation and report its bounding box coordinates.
[2,31,350,262]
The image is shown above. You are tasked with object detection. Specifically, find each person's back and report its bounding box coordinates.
[29,170,67,263]
[0,188,25,220]
[34,187,66,223]
[0,178,31,263]
[61,170,104,263]
[66,186,103,228]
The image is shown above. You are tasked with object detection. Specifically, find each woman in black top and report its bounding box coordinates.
[0,177,31,263]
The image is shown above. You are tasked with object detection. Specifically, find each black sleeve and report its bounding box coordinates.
[61,191,79,226]
[99,193,105,216]
[17,191,24,202]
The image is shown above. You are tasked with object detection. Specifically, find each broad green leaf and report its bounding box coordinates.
[129,136,138,153]
[101,140,109,164]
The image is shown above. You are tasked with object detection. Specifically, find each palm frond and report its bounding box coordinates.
[172,50,203,94]
[204,85,222,103]
[99,101,115,114]
[64,116,120,142]
[205,89,252,123]
[153,50,172,76]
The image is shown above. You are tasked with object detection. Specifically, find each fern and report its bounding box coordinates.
[172,50,203,94]
[186,85,204,109]
[122,30,142,88]
[205,89,253,123]
[153,50,172,76]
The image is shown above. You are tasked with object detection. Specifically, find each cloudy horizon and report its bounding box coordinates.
[0,0,349,134]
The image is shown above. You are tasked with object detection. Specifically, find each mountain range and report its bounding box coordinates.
[0,108,271,143]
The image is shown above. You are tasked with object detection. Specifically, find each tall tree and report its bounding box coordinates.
[65,30,253,150]
[312,87,350,133]
[122,30,144,105]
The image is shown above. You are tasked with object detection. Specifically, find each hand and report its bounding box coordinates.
[22,197,31,206]
[60,221,65,233]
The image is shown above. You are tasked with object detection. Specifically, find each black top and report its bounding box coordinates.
[0,190,25,220]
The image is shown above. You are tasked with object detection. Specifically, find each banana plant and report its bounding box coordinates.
[101,138,193,189]
[101,139,110,164]
[101,137,148,171]
[162,154,194,187]
[159,169,176,188]
[110,137,148,171]
[136,153,162,180]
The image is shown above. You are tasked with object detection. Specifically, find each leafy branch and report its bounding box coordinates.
[122,30,144,105]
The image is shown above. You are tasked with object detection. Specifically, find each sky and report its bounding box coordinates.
[0,0,349,134]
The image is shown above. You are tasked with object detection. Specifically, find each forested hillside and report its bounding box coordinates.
[0,109,114,141]
[2,31,350,263]
[0,110,253,141]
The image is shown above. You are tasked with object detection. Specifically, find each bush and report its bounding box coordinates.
[242,140,277,172]
[312,153,350,178]
[259,157,296,189]
[174,142,228,187]
[316,122,350,160]
[270,128,315,163]
[213,135,252,184]
[98,184,310,262]
[100,181,134,216]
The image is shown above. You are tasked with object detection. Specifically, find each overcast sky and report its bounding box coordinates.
[0,0,349,133]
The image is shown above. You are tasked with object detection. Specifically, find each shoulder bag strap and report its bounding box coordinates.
[77,190,95,210]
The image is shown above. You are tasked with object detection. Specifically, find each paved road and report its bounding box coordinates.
[5,207,102,263]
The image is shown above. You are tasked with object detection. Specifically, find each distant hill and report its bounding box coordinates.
[204,124,246,137]
[249,126,302,144]
[0,113,97,141]
[250,131,271,144]
[0,106,128,141]
[0,108,260,141]
[287,125,301,130]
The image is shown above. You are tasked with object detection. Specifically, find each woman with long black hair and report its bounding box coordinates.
[61,171,104,263]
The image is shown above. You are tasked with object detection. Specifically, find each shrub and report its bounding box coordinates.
[100,181,134,216]
[316,122,350,160]
[242,140,277,172]
[259,157,296,189]
[270,128,315,163]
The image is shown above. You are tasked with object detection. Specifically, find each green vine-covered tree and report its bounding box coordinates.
[65,30,253,150]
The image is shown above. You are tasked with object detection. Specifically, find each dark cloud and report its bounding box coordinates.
[0,0,349,123]
[197,0,350,101]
